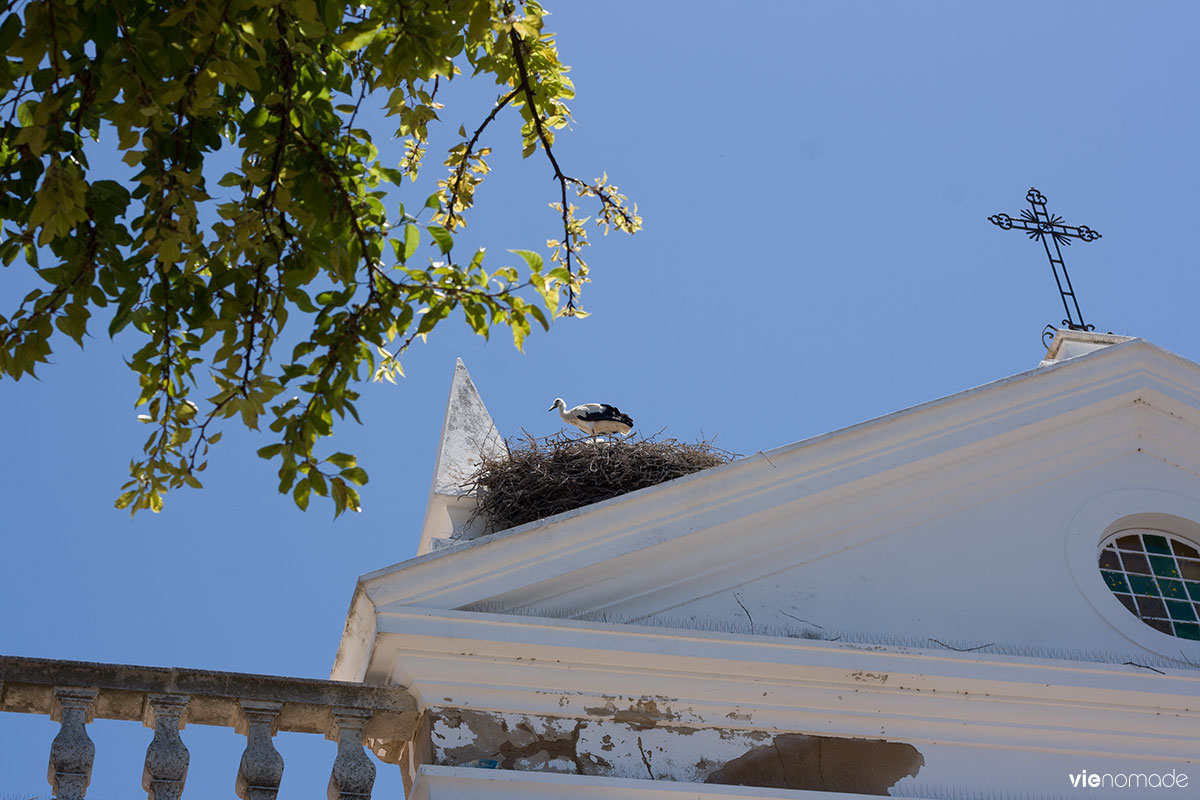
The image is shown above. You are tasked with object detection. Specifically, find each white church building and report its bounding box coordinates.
[329,329,1200,799]
[5,329,1197,799]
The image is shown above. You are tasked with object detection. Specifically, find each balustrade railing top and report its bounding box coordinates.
[0,655,419,800]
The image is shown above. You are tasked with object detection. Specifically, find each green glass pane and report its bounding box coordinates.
[1173,622,1200,641]
[1102,571,1129,593]
[1150,555,1180,578]
[1158,578,1186,599]
[1127,574,1159,596]
[1188,582,1200,602]
[1144,534,1172,555]
[1165,599,1197,621]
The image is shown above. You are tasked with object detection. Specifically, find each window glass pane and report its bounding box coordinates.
[1158,578,1186,600]
[1150,555,1180,578]
[1173,622,1200,641]
[1120,551,1151,574]
[1173,539,1200,559]
[1165,599,1197,622]
[1179,559,1200,582]
[1127,574,1158,596]
[1143,534,1172,555]
[1135,595,1167,619]
[1101,571,1128,592]
[1098,549,1121,570]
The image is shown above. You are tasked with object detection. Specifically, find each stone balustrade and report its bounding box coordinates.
[0,655,418,800]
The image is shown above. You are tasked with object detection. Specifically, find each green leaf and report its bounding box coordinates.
[403,223,420,260]
[340,466,368,486]
[327,452,356,468]
[257,443,284,459]
[428,225,453,254]
[337,26,378,52]
[510,249,544,272]
[0,14,21,53]
[293,478,311,511]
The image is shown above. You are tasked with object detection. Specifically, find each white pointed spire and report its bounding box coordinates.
[417,359,505,554]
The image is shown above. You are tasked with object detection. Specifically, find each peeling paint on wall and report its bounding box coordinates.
[420,705,923,791]
[704,732,924,794]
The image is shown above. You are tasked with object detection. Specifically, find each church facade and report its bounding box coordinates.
[334,331,1200,799]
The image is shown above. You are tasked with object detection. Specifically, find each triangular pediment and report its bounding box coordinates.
[341,337,1200,681]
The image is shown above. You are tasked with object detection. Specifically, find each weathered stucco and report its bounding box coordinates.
[415,706,921,793]
[704,732,923,793]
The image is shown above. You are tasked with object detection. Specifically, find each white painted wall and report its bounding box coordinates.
[651,451,1200,663]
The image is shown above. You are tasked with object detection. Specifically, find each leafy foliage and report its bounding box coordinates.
[0,0,640,516]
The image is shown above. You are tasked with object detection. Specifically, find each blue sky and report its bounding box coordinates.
[3,2,1199,796]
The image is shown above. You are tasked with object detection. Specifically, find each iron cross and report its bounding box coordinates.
[989,187,1102,334]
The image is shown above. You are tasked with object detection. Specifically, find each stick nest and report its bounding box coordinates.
[465,431,735,535]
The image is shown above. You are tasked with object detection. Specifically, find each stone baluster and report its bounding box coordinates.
[326,708,375,800]
[142,694,190,800]
[236,700,285,800]
[48,687,98,800]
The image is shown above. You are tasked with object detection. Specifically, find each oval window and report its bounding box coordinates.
[1099,529,1200,640]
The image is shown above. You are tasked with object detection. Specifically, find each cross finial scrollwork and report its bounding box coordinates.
[989,187,1103,337]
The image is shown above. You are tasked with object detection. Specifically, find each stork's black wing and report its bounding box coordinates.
[580,404,633,426]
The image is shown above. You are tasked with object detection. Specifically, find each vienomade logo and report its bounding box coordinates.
[1068,770,1189,790]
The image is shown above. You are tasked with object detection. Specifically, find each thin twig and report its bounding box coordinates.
[779,611,822,629]
[733,592,754,630]
[1123,661,1166,675]
[444,87,520,229]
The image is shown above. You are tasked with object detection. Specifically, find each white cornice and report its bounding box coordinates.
[342,340,1200,619]
[369,608,1200,761]
[413,764,902,799]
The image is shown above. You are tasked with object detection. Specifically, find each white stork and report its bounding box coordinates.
[549,398,634,440]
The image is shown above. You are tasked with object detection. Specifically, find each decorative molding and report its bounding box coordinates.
[372,607,1200,761]
[412,763,933,800]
